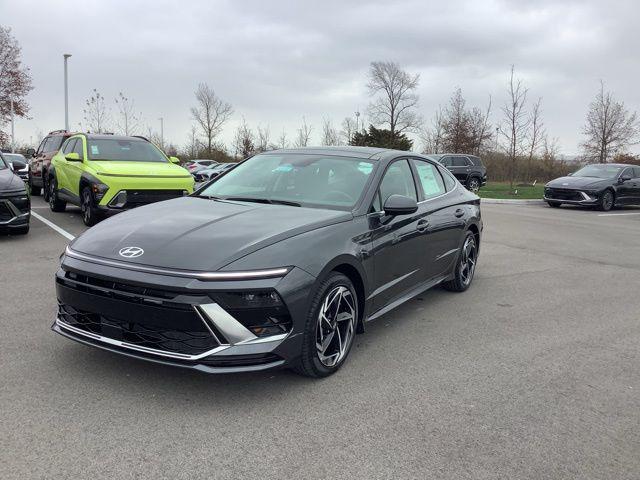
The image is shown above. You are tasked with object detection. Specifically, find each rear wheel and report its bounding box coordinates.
[599,190,614,211]
[443,231,477,292]
[295,273,358,378]
[467,177,481,192]
[547,201,561,208]
[42,172,50,202]
[48,177,66,212]
[81,187,102,226]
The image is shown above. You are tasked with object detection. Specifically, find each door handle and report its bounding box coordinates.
[416,219,430,232]
[454,208,464,218]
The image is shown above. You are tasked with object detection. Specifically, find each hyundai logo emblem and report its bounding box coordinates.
[118,246,144,258]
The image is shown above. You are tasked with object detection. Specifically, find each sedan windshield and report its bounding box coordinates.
[87,139,168,162]
[199,153,376,210]
[572,164,624,179]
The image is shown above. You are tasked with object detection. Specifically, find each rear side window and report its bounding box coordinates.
[438,165,458,191]
[634,167,640,177]
[452,157,469,167]
[412,160,446,199]
[468,156,482,166]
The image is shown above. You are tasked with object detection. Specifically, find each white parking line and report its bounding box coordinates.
[598,212,640,217]
[30,211,76,240]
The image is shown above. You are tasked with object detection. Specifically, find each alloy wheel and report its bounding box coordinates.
[316,285,356,367]
[82,190,92,224]
[602,191,614,211]
[468,178,480,192]
[48,181,56,209]
[459,236,477,286]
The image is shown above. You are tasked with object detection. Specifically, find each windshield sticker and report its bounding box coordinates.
[273,164,294,173]
[90,145,99,155]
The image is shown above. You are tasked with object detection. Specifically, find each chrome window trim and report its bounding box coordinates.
[64,246,290,280]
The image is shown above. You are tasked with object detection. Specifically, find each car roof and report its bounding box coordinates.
[80,134,148,141]
[261,145,421,161]
[589,163,639,168]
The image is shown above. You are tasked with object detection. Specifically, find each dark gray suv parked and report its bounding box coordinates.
[428,154,487,192]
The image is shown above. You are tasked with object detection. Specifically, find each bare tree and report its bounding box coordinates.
[0,26,33,145]
[468,96,493,155]
[232,117,255,159]
[420,107,446,154]
[321,118,340,146]
[341,117,357,145]
[581,81,640,162]
[367,61,421,135]
[256,124,271,152]
[294,117,312,147]
[114,92,142,135]
[190,83,233,155]
[83,89,110,133]
[500,66,530,190]
[184,125,200,158]
[277,128,288,149]
[524,97,544,180]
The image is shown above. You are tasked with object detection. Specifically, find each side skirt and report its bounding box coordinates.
[59,188,81,207]
[365,274,449,323]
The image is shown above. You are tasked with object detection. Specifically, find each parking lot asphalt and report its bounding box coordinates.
[2,197,639,479]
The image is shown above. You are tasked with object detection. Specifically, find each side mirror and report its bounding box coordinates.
[65,152,82,162]
[26,148,36,158]
[169,156,180,164]
[383,194,418,216]
[620,175,632,183]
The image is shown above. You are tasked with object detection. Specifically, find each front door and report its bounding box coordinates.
[369,159,425,311]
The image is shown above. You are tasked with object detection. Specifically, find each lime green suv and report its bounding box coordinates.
[48,134,194,226]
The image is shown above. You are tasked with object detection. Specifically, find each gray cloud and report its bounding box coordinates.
[2,0,639,153]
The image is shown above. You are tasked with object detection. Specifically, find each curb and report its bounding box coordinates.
[480,198,545,205]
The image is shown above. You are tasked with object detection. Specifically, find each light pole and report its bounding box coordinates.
[63,54,72,130]
[10,99,15,152]
[159,117,164,149]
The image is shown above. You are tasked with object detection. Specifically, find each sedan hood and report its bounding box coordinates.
[0,168,26,193]
[546,176,609,190]
[70,197,352,272]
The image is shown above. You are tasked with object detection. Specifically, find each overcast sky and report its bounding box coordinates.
[2,0,639,154]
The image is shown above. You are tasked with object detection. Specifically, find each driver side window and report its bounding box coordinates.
[61,138,76,155]
[377,160,417,209]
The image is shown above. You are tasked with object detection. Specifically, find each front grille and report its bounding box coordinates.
[58,302,218,356]
[546,188,583,201]
[121,190,184,208]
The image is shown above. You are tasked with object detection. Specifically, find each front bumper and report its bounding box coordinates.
[0,193,30,229]
[52,252,316,373]
[544,189,600,205]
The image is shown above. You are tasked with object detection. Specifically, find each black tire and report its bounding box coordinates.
[81,187,102,226]
[547,201,561,208]
[11,225,29,235]
[29,175,41,196]
[467,177,481,192]
[443,231,478,293]
[294,272,358,378]
[48,177,66,212]
[599,190,614,211]
[42,172,50,202]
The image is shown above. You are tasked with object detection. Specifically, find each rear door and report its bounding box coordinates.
[55,138,76,194]
[450,156,471,183]
[618,167,637,205]
[411,158,465,279]
[631,167,640,204]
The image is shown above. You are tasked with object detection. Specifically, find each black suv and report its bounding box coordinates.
[428,154,487,192]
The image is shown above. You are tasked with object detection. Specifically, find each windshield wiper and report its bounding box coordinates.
[225,197,301,207]
[193,194,222,200]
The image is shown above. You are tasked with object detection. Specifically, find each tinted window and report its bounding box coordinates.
[440,156,453,167]
[452,157,469,167]
[438,166,457,191]
[86,138,168,162]
[412,160,446,199]
[44,136,65,153]
[36,137,48,155]
[61,138,76,154]
[468,156,482,166]
[379,160,417,204]
[634,167,640,178]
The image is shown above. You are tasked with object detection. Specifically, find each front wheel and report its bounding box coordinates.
[81,187,102,226]
[467,177,481,192]
[443,231,478,292]
[599,190,614,211]
[295,273,358,378]
[48,177,66,212]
